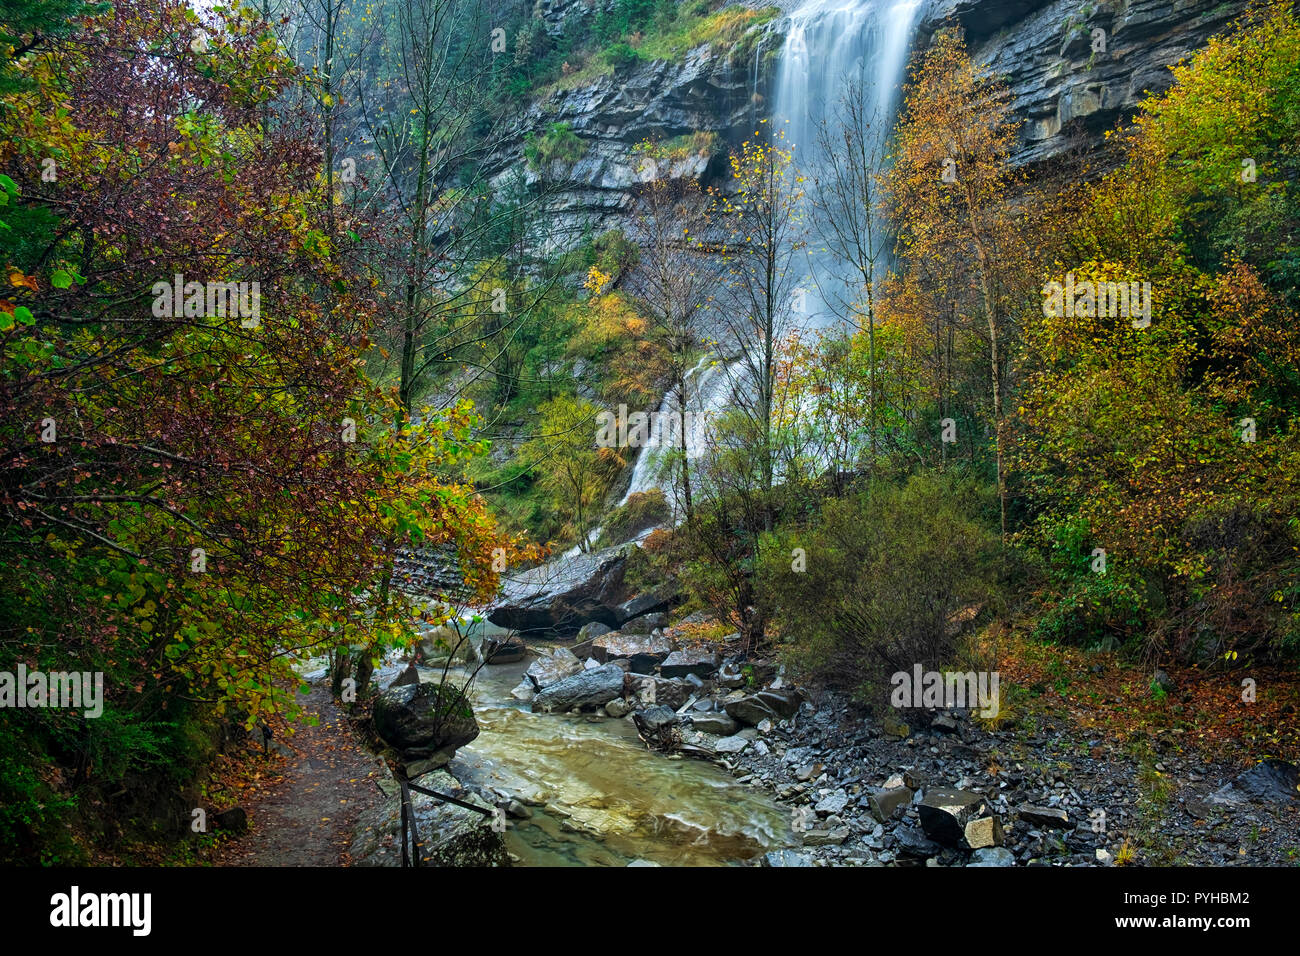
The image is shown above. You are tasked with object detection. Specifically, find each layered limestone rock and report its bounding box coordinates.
[489,0,1250,242]
[921,0,1251,166]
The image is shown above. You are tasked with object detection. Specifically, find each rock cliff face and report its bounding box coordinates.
[924,0,1251,165]
[493,8,765,241]
[494,0,1250,239]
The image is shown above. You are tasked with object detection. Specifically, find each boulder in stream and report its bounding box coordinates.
[526,647,584,690]
[487,544,631,634]
[593,631,673,673]
[660,648,719,679]
[373,681,479,770]
[532,663,626,713]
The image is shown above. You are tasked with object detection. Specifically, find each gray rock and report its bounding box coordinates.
[391,663,420,688]
[621,611,668,634]
[893,825,941,859]
[487,543,630,635]
[576,620,612,643]
[967,847,1016,867]
[716,661,747,689]
[714,735,750,754]
[532,663,626,713]
[725,695,778,727]
[213,806,248,834]
[350,768,505,867]
[525,647,584,690]
[637,675,690,710]
[755,688,801,718]
[814,790,849,815]
[373,681,479,767]
[593,632,673,673]
[801,827,850,846]
[931,714,960,734]
[918,788,988,847]
[660,648,719,679]
[869,786,914,823]
[1209,759,1299,806]
[604,698,630,718]
[922,0,1251,168]
[614,586,679,625]
[632,705,679,736]
[481,638,526,664]
[1019,804,1072,829]
[763,849,812,867]
[688,713,739,736]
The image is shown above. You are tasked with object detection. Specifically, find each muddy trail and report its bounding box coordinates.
[214,686,385,867]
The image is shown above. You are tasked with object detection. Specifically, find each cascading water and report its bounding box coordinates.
[772,0,922,328]
[614,0,922,506]
[618,354,730,509]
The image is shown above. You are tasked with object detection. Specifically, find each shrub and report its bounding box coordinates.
[603,42,640,70]
[524,122,588,171]
[760,472,1002,704]
[597,489,670,547]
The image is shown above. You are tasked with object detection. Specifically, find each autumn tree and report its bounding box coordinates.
[517,395,624,552]
[622,149,716,522]
[1017,2,1300,662]
[883,28,1040,538]
[714,124,806,506]
[0,0,508,857]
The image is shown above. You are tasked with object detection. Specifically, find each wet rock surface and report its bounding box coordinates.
[532,663,627,713]
[372,681,479,771]
[922,0,1252,167]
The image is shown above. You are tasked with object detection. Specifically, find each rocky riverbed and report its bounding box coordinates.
[348,597,1298,867]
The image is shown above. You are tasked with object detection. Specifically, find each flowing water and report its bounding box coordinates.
[771,0,922,327]
[615,1,923,503]
[453,654,792,866]
[617,354,732,512]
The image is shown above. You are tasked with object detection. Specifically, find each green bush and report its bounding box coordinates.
[597,490,670,547]
[1031,517,1154,651]
[760,471,1003,704]
[1032,567,1152,651]
[524,122,588,171]
[603,42,641,70]
[592,228,640,279]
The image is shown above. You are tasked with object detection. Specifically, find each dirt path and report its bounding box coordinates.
[215,685,387,867]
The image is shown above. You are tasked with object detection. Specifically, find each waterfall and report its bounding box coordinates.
[618,354,730,508]
[771,0,922,327]
[607,0,922,518]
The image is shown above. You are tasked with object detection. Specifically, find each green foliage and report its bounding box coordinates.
[1033,549,1153,652]
[592,228,640,281]
[0,0,106,95]
[597,489,670,547]
[517,395,624,550]
[1018,4,1300,663]
[524,122,588,171]
[759,472,1002,704]
[603,42,641,70]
